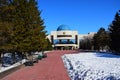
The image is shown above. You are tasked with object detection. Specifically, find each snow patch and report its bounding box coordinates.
[0,59,27,73]
[62,52,120,80]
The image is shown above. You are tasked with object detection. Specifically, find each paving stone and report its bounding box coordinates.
[1,50,79,80]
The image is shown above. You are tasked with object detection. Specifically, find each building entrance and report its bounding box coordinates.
[54,46,73,50]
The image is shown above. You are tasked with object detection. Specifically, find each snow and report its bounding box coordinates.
[0,51,50,73]
[62,52,120,80]
[0,59,27,73]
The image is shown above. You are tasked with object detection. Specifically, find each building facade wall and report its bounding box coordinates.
[47,26,95,50]
[47,30,81,50]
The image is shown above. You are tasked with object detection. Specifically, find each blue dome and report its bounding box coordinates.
[57,25,70,31]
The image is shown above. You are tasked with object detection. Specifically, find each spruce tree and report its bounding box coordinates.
[11,0,47,54]
[80,37,92,50]
[108,11,120,54]
[0,0,13,52]
[97,28,109,51]
[46,38,52,50]
[93,27,109,51]
[0,0,51,60]
[92,33,99,50]
[0,0,14,64]
[26,0,47,52]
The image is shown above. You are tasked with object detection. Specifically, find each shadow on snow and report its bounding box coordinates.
[95,52,120,58]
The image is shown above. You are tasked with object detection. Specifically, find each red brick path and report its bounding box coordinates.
[1,50,79,80]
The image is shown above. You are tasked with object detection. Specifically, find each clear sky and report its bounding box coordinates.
[38,0,120,34]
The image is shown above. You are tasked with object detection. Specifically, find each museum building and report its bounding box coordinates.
[47,25,95,50]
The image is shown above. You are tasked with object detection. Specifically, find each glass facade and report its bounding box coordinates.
[53,39,75,44]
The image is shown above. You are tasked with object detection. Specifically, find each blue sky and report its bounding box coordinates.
[38,0,120,34]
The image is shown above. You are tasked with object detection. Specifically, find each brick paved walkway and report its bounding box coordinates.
[1,50,79,80]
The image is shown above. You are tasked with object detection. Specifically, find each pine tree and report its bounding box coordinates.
[93,27,109,51]
[0,0,13,52]
[108,11,120,54]
[0,0,51,60]
[97,28,109,51]
[46,38,52,50]
[92,33,99,50]
[26,0,47,52]
[80,37,92,50]
[11,0,47,54]
[0,0,14,64]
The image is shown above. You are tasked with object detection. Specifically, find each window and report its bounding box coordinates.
[57,35,72,37]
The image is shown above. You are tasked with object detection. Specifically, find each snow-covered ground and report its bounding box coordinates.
[0,59,26,73]
[0,51,50,73]
[62,52,120,80]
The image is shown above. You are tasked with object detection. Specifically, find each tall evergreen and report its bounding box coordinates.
[92,33,99,50]
[97,28,109,50]
[46,38,52,50]
[80,37,92,50]
[41,38,52,51]
[0,0,14,52]
[108,11,120,53]
[0,0,14,63]
[11,0,47,54]
[93,27,109,51]
[0,0,51,61]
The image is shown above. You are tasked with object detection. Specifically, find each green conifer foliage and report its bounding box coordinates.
[0,0,14,52]
[11,0,47,53]
[108,11,120,53]
[0,0,52,58]
[93,27,109,51]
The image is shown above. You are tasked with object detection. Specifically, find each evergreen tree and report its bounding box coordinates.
[0,22,13,51]
[108,11,120,54]
[26,0,47,52]
[92,33,99,50]
[80,36,93,50]
[0,0,51,62]
[93,27,109,51]
[0,0,13,52]
[97,28,109,51]
[11,0,47,54]
[0,0,14,64]
[41,38,52,51]
[46,38,52,50]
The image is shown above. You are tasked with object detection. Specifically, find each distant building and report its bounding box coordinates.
[47,25,95,50]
